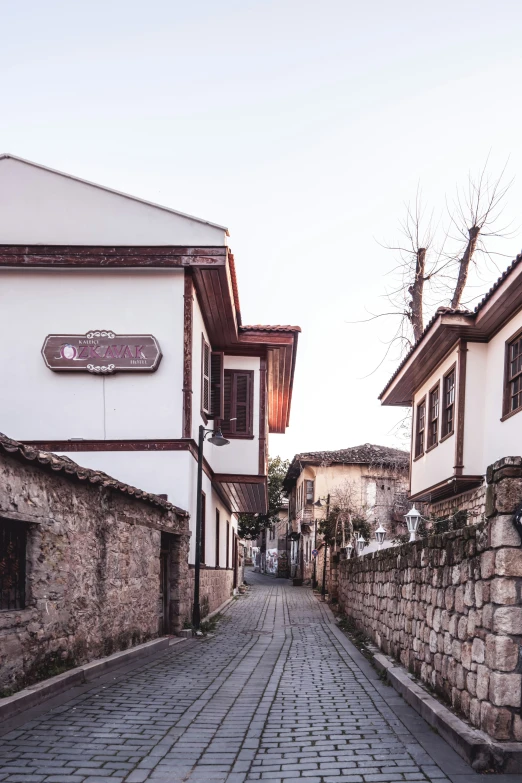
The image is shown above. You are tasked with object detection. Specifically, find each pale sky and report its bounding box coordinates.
[2,0,522,460]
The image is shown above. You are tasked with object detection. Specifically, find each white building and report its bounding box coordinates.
[380,253,522,516]
[0,154,300,613]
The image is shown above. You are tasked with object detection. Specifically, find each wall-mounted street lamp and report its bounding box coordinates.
[375,524,386,547]
[356,534,365,555]
[193,425,230,629]
[345,541,353,559]
[404,506,421,542]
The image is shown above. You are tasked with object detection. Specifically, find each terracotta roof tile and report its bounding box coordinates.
[284,443,408,488]
[0,432,188,516]
[240,324,302,332]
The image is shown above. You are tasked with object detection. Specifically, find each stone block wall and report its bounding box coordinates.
[186,566,235,620]
[337,457,522,742]
[429,485,486,525]
[0,443,190,692]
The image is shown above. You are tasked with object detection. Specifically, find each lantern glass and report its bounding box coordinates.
[375,524,386,545]
[405,506,421,541]
[346,543,353,559]
[356,534,365,554]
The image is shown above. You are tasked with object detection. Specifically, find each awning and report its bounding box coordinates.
[213,473,268,514]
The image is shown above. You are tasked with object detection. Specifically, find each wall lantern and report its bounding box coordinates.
[356,534,365,554]
[404,506,421,542]
[346,542,353,559]
[375,524,386,546]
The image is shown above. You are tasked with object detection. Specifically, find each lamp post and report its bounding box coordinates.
[193,424,230,629]
[404,506,421,542]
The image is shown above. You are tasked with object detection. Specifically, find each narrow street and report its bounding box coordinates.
[0,572,500,783]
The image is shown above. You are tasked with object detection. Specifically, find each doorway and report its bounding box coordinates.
[159,532,177,635]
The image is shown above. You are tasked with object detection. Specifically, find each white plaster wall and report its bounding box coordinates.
[191,293,212,443]
[0,157,226,246]
[482,309,522,468]
[410,346,459,496]
[191,294,260,476]
[56,448,236,566]
[463,343,486,475]
[0,269,184,440]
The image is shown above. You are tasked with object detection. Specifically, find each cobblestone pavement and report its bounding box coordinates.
[0,571,509,783]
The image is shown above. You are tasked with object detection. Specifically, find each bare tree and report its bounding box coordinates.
[446,160,513,310]
[356,161,514,363]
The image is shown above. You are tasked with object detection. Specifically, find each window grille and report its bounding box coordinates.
[0,519,26,611]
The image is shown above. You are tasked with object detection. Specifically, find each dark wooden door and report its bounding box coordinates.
[159,547,169,635]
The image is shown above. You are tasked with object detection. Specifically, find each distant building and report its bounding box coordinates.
[283,444,409,584]
[379,251,522,519]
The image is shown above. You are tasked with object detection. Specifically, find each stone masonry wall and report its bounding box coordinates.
[0,446,190,693]
[429,485,487,525]
[186,567,235,620]
[337,457,522,743]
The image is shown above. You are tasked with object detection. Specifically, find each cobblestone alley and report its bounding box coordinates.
[0,572,511,783]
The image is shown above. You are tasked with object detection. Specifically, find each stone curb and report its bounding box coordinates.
[0,636,186,722]
[316,593,522,774]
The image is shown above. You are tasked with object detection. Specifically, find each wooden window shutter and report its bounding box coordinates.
[209,352,224,419]
[235,373,250,435]
[201,337,211,415]
[222,370,254,437]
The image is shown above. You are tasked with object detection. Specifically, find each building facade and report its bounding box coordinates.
[0,433,190,693]
[380,250,522,518]
[283,444,409,584]
[0,154,299,616]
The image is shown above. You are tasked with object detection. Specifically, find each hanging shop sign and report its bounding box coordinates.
[42,330,162,374]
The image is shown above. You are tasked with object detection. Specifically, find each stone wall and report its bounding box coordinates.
[337,457,522,743]
[0,441,190,693]
[429,485,487,525]
[186,566,235,619]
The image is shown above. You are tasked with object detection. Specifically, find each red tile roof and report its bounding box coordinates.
[284,443,409,489]
[240,324,302,332]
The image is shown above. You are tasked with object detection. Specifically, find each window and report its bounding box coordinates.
[0,519,26,611]
[415,399,426,457]
[222,370,254,438]
[215,509,220,567]
[504,331,522,417]
[305,480,314,505]
[201,337,224,419]
[200,492,206,564]
[428,384,439,449]
[442,368,455,437]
